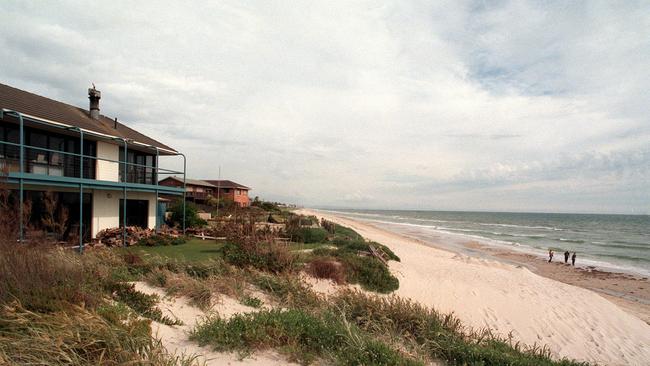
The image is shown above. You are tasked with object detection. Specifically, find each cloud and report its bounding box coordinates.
[0,0,648,213]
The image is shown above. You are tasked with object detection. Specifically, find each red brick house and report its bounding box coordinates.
[204,180,251,207]
[158,177,251,207]
[158,176,216,203]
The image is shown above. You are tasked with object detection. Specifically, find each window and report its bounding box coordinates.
[119,148,156,184]
[0,122,96,178]
[119,199,149,228]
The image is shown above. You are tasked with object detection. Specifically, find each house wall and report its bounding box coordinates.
[217,188,250,207]
[91,189,157,237]
[96,141,119,182]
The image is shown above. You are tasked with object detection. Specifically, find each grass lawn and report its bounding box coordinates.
[123,238,225,262]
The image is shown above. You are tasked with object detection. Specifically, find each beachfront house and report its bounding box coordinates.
[158,176,216,203]
[0,83,186,248]
[204,180,251,207]
[159,177,251,208]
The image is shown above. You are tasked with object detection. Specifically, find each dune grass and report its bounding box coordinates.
[191,309,423,366]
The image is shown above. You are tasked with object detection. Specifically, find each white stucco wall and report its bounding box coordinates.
[91,189,157,237]
[96,141,119,182]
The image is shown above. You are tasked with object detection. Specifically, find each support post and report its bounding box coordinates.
[18,112,24,243]
[181,153,187,234]
[154,146,160,231]
[122,139,128,246]
[79,130,84,253]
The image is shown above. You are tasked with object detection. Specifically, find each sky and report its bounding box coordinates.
[1,1,648,214]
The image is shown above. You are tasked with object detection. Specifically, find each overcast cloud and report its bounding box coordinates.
[1,1,648,214]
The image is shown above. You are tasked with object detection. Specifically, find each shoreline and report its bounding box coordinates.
[297,208,650,366]
[317,209,650,324]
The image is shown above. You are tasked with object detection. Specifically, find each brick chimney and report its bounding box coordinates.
[88,86,101,120]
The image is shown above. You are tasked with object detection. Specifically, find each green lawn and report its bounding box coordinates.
[123,239,326,263]
[123,238,224,262]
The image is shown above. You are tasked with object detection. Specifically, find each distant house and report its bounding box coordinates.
[158,176,215,203]
[0,83,186,247]
[159,177,251,207]
[204,180,251,207]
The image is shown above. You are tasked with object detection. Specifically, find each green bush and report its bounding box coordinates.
[333,224,363,240]
[168,201,207,228]
[293,227,328,243]
[342,254,399,293]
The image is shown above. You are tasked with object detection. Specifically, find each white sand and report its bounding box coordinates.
[298,209,650,366]
[133,282,298,366]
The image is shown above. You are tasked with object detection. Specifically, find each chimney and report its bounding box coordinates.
[88,86,101,120]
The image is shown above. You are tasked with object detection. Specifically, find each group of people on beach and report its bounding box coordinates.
[548,249,576,266]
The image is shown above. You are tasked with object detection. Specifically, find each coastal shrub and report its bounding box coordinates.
[307,245,399,292]
[252,273,322,309]
[241,295,263,308]
[168,200,207,228]
[343,254,399,293]
[190,309,422,366]
[293,227,328,243]
[331,237,401,262]
[222,240,297,273]
[333,223,363,240]
[307,257,346,284]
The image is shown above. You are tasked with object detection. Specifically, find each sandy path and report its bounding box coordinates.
[298,209,650,366]
[133,282,298,366]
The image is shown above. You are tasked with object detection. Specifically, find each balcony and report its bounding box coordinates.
[0,140,185,195]
[0,146,95,179]
[186,191,211,200]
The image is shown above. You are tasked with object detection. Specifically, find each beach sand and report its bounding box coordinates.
[297,209,650,366]
[464,241,650,325]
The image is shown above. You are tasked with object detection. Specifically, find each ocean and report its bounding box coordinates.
[320,209,650,277]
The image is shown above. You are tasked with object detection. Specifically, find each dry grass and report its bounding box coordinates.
[0,242,102,312]
[160,271,214,310]
[0,302,194,365]
[307,258,346,284]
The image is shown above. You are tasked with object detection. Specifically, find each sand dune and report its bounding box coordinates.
[299,209,650,366]
[133,282,297,366]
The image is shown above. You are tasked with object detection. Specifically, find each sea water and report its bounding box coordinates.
[320,209,650,277]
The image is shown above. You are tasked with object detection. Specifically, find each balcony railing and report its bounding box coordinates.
[0,140,184,186]
[186,191,211,200]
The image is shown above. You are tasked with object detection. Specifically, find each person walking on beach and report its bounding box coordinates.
[571,252,576,266]
[548,249,554,263]
[564,251,570,264]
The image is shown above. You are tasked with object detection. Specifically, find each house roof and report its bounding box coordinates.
[160,176,216,188]
[203,180,251,190]
[0,83,176,153]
